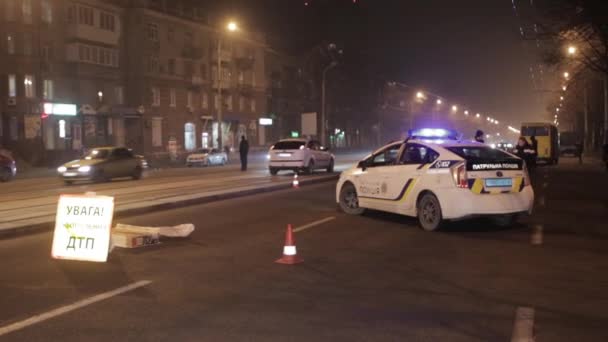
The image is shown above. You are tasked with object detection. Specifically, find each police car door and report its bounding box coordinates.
[355,142,404,212]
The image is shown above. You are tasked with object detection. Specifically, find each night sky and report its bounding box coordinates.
[216,0,545,125]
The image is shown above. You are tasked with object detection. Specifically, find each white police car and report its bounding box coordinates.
[336,129,534,231]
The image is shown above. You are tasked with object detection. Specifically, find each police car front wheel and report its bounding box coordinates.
[417,193,444,232]
[339,183,365,215]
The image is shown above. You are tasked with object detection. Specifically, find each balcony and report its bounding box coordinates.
[182,46,204,60]
[235,56,255,69]
[67,23,120,46]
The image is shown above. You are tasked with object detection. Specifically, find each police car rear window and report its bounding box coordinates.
[446,146,512,160]
[273,141,306,150]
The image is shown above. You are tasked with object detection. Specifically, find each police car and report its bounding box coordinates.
[336,129,534,231]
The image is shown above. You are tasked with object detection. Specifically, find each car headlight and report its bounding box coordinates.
[57,166,67,173]
[78,166,91,173]
[266,154,271,160]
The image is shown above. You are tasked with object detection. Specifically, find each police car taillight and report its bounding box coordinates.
[451,163,468,188]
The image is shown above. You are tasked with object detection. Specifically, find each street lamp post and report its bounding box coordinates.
[321,61,337,147]
[216,21,238,150]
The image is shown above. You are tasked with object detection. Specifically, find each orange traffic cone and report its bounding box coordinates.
[275,224,303,264]
[292,173,299,188]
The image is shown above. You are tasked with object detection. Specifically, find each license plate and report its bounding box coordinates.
[278,153,292,157]
[485,178,512,187]
[64,172,77,177]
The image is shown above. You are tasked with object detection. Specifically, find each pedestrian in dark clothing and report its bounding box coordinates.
[529,135,538,169]
[515,136,536,173]
[575,141,584,164]
[474,130,485,143]
[239,135,249,171]
[515,137,529,159]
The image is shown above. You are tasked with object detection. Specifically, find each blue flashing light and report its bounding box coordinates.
[408,128,459,140]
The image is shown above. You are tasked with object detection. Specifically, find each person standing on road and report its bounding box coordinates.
[529,135,538,170]
[515,136,536,173]
[239,135,249,171]
[575,140,584,164]
[474,130,485,143]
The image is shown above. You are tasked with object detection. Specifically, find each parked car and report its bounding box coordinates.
[186,148,228,167]
[57,147,148,185]
[268,139,334,175]
[0,154,17,182]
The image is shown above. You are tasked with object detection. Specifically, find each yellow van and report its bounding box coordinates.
[520,122,559,165]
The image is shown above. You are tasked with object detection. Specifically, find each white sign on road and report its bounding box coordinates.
[51,194,114,262]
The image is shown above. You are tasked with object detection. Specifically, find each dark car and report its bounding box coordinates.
[0,154,17,182]
[57,147,148,185]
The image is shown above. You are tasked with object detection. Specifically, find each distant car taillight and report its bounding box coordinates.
[451,162,468,188]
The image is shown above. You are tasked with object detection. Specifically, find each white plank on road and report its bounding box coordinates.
[511,306,535,342]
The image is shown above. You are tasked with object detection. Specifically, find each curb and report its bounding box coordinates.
[0,174,339,240]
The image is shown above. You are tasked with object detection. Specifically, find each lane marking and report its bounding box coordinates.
[531,224,543,245]
[293,216,336,233]
[0,280,152,337]
[511,306,535,342]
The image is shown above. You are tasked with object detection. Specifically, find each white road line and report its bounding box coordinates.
[531,224,543,246]
[293,216,336,233]
[0,280,152,337]
[511,306,535,342]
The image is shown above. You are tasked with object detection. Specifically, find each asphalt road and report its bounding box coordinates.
[0,157,606,341]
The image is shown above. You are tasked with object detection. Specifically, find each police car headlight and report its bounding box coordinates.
[266,154,271,160]
[78,166,92,173]
[57,166,67,173]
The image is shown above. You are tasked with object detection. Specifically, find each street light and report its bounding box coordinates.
[464,110,469,115]
[494,120,499,125]
[216,21,238,150]
[416,91,425,100]
[321,60,338,146]
[567,45,577,55]
[560,96,564,101]
[562,85,567,91]
[556,108,560,112]
[476,113,481,118]
[436,99,442,105]
[451,105,458,112]
[563,71,570,79]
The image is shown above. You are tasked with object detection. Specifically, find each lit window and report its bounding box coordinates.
[169,89,176,107]
[22,0,32,24]
[24,75,35,98]
[8,75,16,97]
[151,87,160,106]
[59,120,66,138]
[43,79,54,100]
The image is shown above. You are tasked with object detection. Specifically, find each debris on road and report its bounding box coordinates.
[110,223,195,249]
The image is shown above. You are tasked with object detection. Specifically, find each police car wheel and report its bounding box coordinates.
[339,183,365,215]
[418,193,443,231]
[269,167,279,175]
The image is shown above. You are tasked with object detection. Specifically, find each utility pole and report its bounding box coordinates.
[321,61,337,147]
[216,36,223,150]
[604,74,608,144]
[583,82,589,150]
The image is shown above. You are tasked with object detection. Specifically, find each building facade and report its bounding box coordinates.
[0,0,269,166]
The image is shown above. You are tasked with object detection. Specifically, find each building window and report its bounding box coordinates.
[151,87,160,106]
[41,0,53,24]
[67,5,75,23]
[100,12,115,32]
[226,95,233,111]
[114,86,124,104]
[167,27,174,43]
[214,95,220,110]
[42,44,53,61]
[238,71,244,85]
[250,98,256,112]
[78,6,94,26]
[10,116,18,141]
[6,34,15,55]
[24,75,35,98]
[152,119,162,147]
[5,0,15,22]
[169,88,176,107]
[168,59,176,75]
[187,91,194,109]
[22,0,32,24]
[147,23,159,41]
[184,32,193,46]
[76,43,118,67]
[201,93,208,109]
[23,33,33,55]
[200,64,207,80]
[43,79,54,100]
[146,55,158,73]
[59,120,66,138]
[184,123,196,151]
[8,75,16,97]
[239,96,245,111]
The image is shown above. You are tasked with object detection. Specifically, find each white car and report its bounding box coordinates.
[268,139,335,175]
[336,129,534,231]
[186,148,228,167]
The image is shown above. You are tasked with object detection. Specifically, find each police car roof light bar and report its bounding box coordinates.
[407,128,459,141]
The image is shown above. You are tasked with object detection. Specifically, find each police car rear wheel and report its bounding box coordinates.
[339,183,365,215]
[418,193,443,231]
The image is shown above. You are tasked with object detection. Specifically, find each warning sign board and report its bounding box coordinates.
[51,194,114,262]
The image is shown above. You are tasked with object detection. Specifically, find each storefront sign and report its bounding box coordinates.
[44,103,78,116]
[258,118,273,126]
[51,194,115,262]
[291,131,300,138]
